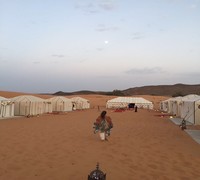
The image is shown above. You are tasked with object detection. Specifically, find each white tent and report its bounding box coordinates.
[70,97,90,110]
[49,96,72,112]
[160,97,174,113]
[160,94,200,116]
[179,96,200,125]
[168,96,183,115]
[11,95,44,116]
[106,97,153,109]
[43,99,53,114]
[0,96,14,118]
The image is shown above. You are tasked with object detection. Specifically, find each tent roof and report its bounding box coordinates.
[181,94,200,101]
[49,96,72,102]
[11,95,45,102]
[163,94,200,103]
[162,97,174,102]
[70,97,89,102]
[182,96,200,102]
[107,97,152,104]
[0,96,8,101]
[167,96,183,102]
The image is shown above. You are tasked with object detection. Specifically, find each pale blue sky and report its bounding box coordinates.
[0,0,200,93]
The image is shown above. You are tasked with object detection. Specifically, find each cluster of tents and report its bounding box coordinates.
[0,95,90,118]
[1,95,154,119]
[160,94,200,125]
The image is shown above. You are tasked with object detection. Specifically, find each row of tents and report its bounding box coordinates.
[0,95,90,118]
[1,95,154,119]
[160,94,200,125]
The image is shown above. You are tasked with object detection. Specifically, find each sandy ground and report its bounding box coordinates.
[0,92,200,180]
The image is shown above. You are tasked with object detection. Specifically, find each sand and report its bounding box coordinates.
[0,93,200,180]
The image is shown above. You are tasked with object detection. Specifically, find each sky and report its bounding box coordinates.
[0,0,200,93]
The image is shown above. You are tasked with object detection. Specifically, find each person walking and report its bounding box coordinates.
[94,111,113,141]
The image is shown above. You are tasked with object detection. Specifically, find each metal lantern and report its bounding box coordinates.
[180,119,186,130]
[88,163,106,180]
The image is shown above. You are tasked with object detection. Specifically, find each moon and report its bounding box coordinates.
[104,40,109,44]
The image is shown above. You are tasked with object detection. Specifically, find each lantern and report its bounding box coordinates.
[88,163,106,180]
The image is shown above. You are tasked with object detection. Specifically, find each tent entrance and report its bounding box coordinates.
[128,103,135,109]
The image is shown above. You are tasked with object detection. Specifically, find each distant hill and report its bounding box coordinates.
[53,90,97,96]
[53,90,125,96]
[122,84,200,96]
[53,84,200,97]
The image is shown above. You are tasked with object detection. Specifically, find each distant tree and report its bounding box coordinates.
[112,90,125,96]
[172,91,184,97]
[103,90,124,96]
[53,91,64,95]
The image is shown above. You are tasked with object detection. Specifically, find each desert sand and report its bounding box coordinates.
[0,92,200,180]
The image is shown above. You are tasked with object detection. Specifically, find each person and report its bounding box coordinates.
[135,105,138,112]
[94,111,113,141]
[72,104,76,111]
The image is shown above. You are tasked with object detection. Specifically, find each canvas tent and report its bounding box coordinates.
[160,94,200,116]
[11,95,45,116]
[106,97,153,109]
[0,96,14,118]
[160,98,174,113]
[49,96,72,112]
[70,97,90,110]
[179,96,200,125]
[168,96,183,115]
[43,99,53,113]
[177,94,200,118]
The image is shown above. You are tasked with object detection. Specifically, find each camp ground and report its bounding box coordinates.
[106,96,153,109]
[0,92,200,179]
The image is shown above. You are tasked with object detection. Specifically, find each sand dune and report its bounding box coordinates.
[0,92,200,180]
